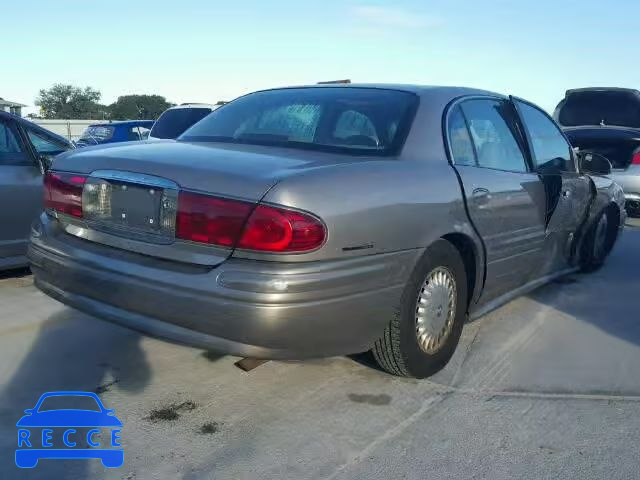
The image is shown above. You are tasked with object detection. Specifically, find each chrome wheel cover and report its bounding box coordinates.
[415,267,457,354]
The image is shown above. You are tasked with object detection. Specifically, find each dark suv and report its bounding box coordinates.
[554,88,640,216]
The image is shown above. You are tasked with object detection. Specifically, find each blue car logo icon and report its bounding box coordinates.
[16,391,123,468]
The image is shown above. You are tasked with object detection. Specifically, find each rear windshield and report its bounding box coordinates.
[557,91,640,128]
[80,125,114,142]
[150,108,213,139]
[179,88,418,156]
[38,395,101,412]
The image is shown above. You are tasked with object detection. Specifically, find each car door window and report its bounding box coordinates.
[138,126,150,140]
[460,99,528,172]
[26,128,70,156]
[127,127,142,141]
[0,120,29,165]
[516,101,576,172]
[447,105,476,166]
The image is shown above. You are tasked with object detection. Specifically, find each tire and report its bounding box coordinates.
[372,239,468,378]
[580,208,618,273]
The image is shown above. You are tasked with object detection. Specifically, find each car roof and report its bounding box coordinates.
[89,120,154,127]
[0,111,73,146]
[565,87,640,96]
[34,390,104,404]
[166,103,219,110]
[246,83,502,101]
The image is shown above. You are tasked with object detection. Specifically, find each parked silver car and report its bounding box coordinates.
[28,85,625,377]
[0,112,73,270]
[554,88,640,217]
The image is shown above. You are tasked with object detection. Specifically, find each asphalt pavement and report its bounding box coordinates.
[1,225,639,480]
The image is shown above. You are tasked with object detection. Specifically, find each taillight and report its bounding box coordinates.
[632,151,640,165]
[44,171,87,218]
[176,192,253,247]
[176,191,326,252]
[237,204,326,252]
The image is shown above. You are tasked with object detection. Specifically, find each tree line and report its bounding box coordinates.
[32,84,175,121]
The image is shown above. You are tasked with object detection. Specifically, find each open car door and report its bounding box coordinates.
[512,97,594,268]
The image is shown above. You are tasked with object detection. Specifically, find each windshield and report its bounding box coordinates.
[79,125,114,143]
[150,107,213,139]
[557,91,640,127]
[179,88,418,155]
[37,395,101,412]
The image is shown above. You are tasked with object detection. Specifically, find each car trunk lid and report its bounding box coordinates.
[48,141,344,266]
[564,126,640,170]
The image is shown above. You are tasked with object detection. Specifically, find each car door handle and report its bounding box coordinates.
[472,187,491,198]
[562,190,572,198]
[471,188,492,207]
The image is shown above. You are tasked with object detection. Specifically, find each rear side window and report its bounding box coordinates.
[517,101,575,172]
[27,128,70,155]
[180,88,418,156]
[557,91,640,128]
[460,99,528,172]
[447,106,475,166]
[150,108,212,139]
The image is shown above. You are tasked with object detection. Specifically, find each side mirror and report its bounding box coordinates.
[577,151,612,176]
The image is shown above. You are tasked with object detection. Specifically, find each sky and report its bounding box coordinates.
[3,0,640,115]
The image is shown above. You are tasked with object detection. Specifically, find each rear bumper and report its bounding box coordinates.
[29,214,419,358]
[15,449,123,468]
[610,170,640,216]
[625,193,640,217]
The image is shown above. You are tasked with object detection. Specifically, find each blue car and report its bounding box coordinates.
[16,391,123,468]
[75,120,154,147]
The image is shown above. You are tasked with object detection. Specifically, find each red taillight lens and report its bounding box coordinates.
[632,152,640,165]
[176,192,253,246]
[176,191,326,252]
[238,204,326,252]
[44,171,86,218]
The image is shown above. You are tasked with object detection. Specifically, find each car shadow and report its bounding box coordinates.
[0,266,31,281]
[0,308,152,479]
[526,228,640,349]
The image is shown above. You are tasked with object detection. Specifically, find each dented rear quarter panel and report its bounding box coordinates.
[589,174,626,223]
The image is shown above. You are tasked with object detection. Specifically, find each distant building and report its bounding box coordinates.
[0,97,26,116]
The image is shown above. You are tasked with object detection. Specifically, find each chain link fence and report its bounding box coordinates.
[30,119,100,142]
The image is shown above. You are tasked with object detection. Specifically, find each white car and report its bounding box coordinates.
[148,103,221,140]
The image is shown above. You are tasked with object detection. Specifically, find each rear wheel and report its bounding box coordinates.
[580,208,618,272]
[372,240,468,378]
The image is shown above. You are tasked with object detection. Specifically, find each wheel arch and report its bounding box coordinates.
[603,201,621,250]
[441,232,484,311]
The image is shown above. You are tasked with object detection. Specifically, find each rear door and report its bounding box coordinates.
[448,98,547,301]
[514,99,592,270]
[0,118,43,265]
